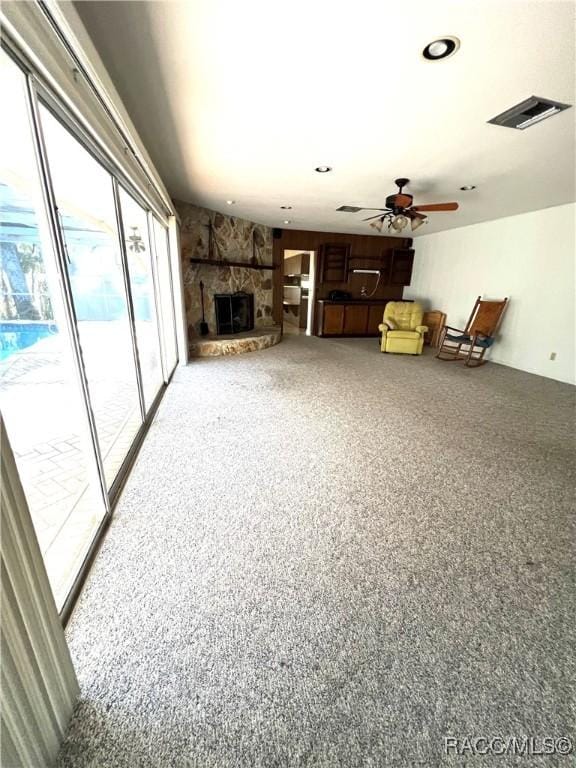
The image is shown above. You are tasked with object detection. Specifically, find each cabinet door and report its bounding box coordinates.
[320,244,350,283]
[367,305,386,335]
[379,250,394,283]
[343,305,369,335]
[321,304,345,335]
[389,249,414,285]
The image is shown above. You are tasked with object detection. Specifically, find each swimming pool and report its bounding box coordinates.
[0,321,58,361]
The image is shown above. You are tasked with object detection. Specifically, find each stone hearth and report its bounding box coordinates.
[188,327,281,358]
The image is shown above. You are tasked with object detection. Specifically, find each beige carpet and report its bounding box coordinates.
[58,336,575,767]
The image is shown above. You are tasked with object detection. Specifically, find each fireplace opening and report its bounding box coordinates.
[214,292,254,335]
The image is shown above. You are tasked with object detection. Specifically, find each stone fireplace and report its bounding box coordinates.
[214,293,254,335]
[173,200,276,344]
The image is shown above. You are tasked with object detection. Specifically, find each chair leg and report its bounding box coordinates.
[435,327,448,359]
[436,326,468,361]
[465,346,487,367]
[437,342,464,361]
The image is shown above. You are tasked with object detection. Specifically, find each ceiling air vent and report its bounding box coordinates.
[336,205,363,212]
[488,96,571,130]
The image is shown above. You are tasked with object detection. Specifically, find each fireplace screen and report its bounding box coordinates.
[214,292,254,335]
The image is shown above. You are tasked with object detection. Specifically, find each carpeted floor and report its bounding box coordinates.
[57,336,575,768]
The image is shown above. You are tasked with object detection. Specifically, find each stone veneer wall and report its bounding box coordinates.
[174,200,275,341]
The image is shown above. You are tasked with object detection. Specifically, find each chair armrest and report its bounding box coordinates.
[378,323,389,332]
[415,325,428,334]
[444,325,465,333]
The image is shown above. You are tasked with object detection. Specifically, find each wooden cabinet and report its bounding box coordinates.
[367,305,385,334]
[319,243,350,283]
[317,301,392,337]
[422,310,447,348]
[389,249,414,286]
[344,305,369,335]
[378,250,394,281]
[321,304,345,335]
[319,244,413,287]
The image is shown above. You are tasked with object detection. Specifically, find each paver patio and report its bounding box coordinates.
[0,320,155,608]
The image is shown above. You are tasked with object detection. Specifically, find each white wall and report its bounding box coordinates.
[405,203,576,384]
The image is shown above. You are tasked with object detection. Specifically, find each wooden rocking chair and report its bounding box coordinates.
[437,296,508,367]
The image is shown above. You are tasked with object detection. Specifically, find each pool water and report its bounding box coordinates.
[0,322,58,361]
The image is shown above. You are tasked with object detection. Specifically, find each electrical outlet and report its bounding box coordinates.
[549,352,557,361]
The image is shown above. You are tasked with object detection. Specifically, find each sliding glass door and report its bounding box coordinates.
[152,218,178,377]
[0,44,179,613]
[39,106,144,490]
[117,187,163,410]
[0,49,108,609]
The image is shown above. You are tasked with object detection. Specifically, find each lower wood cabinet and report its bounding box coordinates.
[367,305,385,335]
[322,304,345,335]
[317,301,388,337]
[344,305,369,335]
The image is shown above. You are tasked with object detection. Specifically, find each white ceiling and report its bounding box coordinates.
[75,0,575,236]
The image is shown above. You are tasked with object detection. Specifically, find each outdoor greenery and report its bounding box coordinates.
[0,241,53,321]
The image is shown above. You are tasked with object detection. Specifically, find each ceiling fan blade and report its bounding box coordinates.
[362,213,387,222]
[412,202,459,212]
[358,208,390,212]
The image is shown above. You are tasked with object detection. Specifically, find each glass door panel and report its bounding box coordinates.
[152,218,178,376]
[0,49,107,610]
[118,188,163,410]
[39,106,143,490]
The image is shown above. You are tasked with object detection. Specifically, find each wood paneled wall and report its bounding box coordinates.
[272,229,412,325]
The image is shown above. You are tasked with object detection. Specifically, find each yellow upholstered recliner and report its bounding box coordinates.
[378,301,428,355]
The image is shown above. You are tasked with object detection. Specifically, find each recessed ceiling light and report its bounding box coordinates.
[280,205,292,210]
[460,185,476,191]
[283,220,292,225]
[226,200,235,205]
[315,166,332,173]
[422,37,460,61]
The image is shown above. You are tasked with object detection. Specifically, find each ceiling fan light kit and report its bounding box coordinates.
[345,178,459,234]
[410,214,426,231]
[391,214,409,232]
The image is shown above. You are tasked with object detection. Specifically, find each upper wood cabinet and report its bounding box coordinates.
[321,246,413,286]
[378,250,394,282]
[319,243,351,283]
[389,249,414,286]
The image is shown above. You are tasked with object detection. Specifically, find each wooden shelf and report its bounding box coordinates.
[189,258,277,270]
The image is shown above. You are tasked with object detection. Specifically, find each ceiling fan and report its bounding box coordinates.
[339,178,459,233]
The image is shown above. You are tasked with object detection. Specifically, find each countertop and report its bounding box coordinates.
[316,298,409,305]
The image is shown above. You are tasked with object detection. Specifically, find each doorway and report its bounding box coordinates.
[282,250,315,335]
